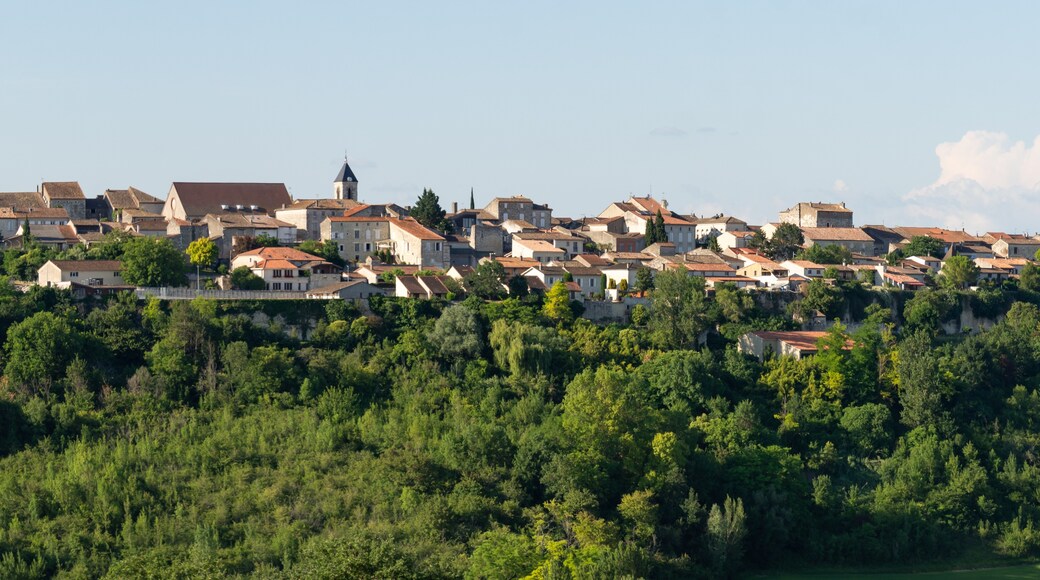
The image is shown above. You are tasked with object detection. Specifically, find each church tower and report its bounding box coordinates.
[334,156,358,200]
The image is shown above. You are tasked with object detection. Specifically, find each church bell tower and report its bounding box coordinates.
[334,156,358,200]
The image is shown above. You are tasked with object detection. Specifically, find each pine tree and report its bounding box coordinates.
[469,187,475,210]
[654,210,668,243]
[412,188,448,232]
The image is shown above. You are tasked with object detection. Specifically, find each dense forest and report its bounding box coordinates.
[4,271,1040,578]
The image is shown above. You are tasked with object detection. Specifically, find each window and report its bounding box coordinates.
[354,230,360,239]
[365,243,371,251]
[273,270,282,278]
[339,244,344,252]
[273,282,281,290]
[435,242,441,251]
[354,243,360,252]
[70,272,79,278]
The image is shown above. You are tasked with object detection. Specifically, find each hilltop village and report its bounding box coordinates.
[5,159,1035,331]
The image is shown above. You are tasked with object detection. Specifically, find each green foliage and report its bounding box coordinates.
[940,255,981,290]
[634,267,655,294]
[644,210,669,245]
[649,269,707,348]
[542,281,574,324]
[230,266,265,290]
[464,260,507,299]
[764,223,805,261]
[4,265,1040,577]
[412,188,451,233]
[121,237,188,287]
[186,237,218,269]
[890,235,946,262]
[298,239,346,267]
[798,243,853,265]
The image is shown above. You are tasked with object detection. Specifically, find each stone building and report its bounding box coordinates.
[779,202,853,228]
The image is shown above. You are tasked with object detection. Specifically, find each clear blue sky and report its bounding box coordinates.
[2,1,1039,231]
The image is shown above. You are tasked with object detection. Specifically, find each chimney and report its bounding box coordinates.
[452,202,458,214]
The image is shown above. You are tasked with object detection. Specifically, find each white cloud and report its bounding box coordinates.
[833,179,849,193]
[904,131,1040,233]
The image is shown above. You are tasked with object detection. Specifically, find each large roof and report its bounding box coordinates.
[43,182,85,200]
[388,218,444,241]
[236,247,324,262]
[0,191,46,210]
[47,259,122,271]
[171,182,292,217]
[801,227,873,242]
[280,198,360,211]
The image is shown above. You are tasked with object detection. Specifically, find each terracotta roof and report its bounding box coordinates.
[564,266,603,276]
[396,275,425,294]
[513,238,565,253]
[17,207,70,219]
[692,215,747,225]
[801,227,873,242]
[892,227,982,245]
[48,260,122,271]
[525,276,548,291]
[418,275,450,295]
[328,215,389,223]
[307,281,372,296]
[683,262,736,272]
[134,221,169,231]
[786,260,826,268]
[514,231,581,241]
[171,182,292,217]
[0,191,46,210]
[281,198,361,211]
[208,213,292,228]
[884,272,925,286]
[751,330,852,352]
[388,218,444,241]
[254,259,301,270]
[564,281,582,292]
[236,247,324,261]
[42,182,85,200]
[575,254,610,266]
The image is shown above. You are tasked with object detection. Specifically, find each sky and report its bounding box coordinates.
[2,1,1039,233]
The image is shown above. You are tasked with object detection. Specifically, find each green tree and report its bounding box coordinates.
[543,281,574,324]
[654,210,667,243]
[186,238,218,290]
[798,243,853,265]
[649,269,707,349]
[939,255,980,289]
[4,311,83,395]
[766,223,804,261]
[412,188,449,232]
[708,236,722,253]
[897,235,945,260]
[1021,262,1040,292]
[707,496,747,577]
[229,266,265,290]
[464,261,508,299]
[121,237,188,287]
[253,233,279,248]
[634,267,655,294]
[469,187,476,210]
[298,239,345,267]
[897,331,950,429]
[429,305,484,364]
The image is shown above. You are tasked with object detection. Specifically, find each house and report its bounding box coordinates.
[562,266,604,298]
[738,330,852,361]
[395,275,453,299]
[306,280,386,300]
[445,207,496,233]
[705,276,759,289]
[692,215,748,243]
[779,202,853,228]
[322,214,391,264]
[387,218,450,269]
[800,227,874,255]
[42,182,87,219]
[275,198,361,241]
[482,196,552,228]
[162,182,292,222]
[715,229,758,252]
[205,213,297,260]
[5,224,79,250]
[906,255,943,272]
[351,263,427,285]
[991,236,1040,259]
[781,260,827,279]
[0,207,70,240]
[974,257,1029,276]
[678,262,738,278]
[511,238,566,263]
[38,259,124,288]
[332,157,359,201]
[513,231,585,258]
[231,247,342,291]
[598,196,697,252]
[876,264,927,290]
[861,225,906,256]
[104,187,164,221]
